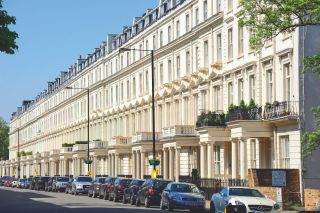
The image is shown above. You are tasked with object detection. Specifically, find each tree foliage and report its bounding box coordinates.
[0,117,9,160]
[0,0,18,54]
[239,0,320,157]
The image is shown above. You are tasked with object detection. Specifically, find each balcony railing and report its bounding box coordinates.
[72,144,87,152]
[132,132,161,144]
[263,101,299,120]
[60,147,73,154]
[89,140,107,149]
[162,125,196,138]
[49,149,60,156]
[196,110,226,128]
[227,106,263,122]
[109,136,131,147]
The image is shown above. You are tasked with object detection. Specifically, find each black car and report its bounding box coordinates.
[109,178,132,202]
[30,176,40,190]
[99,177,117,200]
[34,176,50,191]
[25,177,32,189]
[136,179,172,208]
[123,179,145,204]
[88,177,106,198]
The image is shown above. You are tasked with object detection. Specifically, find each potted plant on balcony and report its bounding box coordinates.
[265,102,272,109]
[273,100,280,107]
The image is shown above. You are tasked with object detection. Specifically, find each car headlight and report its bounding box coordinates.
[171,196,182,201]
[274,203,280,209]
[235,200,245,206]
[76,184,82,188]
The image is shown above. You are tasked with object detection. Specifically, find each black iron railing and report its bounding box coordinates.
[263,101,299,120]
[227,107,263,122]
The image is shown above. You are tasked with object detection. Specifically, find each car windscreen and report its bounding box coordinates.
[41,177,50,181]
[154,180,171,190]
[131,180,144,186]
[77,177,92,182]
[229,188,264,197]
[107,178,117,184]
[97,178,105,183]
[119,179,132,186]
[171,184,200,193]
[57,177,69,182]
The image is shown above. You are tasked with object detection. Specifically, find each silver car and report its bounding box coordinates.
[71,176,93,195]
[210,187,280,213]
[52,176,71,192]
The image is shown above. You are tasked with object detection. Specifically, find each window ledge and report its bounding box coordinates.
[237,54,244,59]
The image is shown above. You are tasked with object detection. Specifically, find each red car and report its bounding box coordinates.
[99,177,117,200]
[4,177,13,187]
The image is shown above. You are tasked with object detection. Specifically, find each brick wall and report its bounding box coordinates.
[304,188,320,211]
[248,169,301,210]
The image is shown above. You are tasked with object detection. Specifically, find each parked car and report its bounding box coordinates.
[24,177,32,189]
[210,187,280,213]
[4,177,13,187]
[135,178,172,208]
[71,176,93,195]
[11,178,18,187]
[88,177,106,198]
[52,176,70,192]
[160,182,205,212]
[65,179,73,194]
[34,176,50,191]
[30,176,40,190]
[0,176,10,186]
[45,177,54,191]
[123,179,145,204]
[99,177,117,200]
[109,178,132,202]
[17,178,26,188]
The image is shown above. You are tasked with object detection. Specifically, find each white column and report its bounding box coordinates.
[231,141,237,179]
[163,149,168,179]
[132,151,136,178]
[240,139,246,180]
[136,151,140,179]
[207,143,213,178]
[140,151,145,179]
[169,148,174,180]
[77,158,81,176]
[114,154,119,177]
[256,138,260,168]
[93,156,97,178]
[200,143,207,178]
[175,148,181,182]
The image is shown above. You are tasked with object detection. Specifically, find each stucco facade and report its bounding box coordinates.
[1,0,318,189]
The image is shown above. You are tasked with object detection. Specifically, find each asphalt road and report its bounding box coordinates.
[0,186,166,213]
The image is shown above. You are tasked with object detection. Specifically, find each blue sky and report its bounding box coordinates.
[0,0,158,122]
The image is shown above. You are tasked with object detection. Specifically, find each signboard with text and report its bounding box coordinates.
[272,170,286,187]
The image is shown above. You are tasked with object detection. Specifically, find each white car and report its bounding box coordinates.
[210,187,280,213]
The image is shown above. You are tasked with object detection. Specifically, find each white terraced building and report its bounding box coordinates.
[1,0,320,189]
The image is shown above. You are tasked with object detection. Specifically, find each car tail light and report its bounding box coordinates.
[116,185,125,190]
[147,186,155,195]
[107,183,113,188]
[96,183,101,186]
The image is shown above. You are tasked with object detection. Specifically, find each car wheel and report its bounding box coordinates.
[135,196,140,207]
[122,195,126,204]
[130,195,135,205]
[167,201,173,212]
[88,191,92,197]
[160,199,165,210]
[113,194,118,202]
[99,192,102,199]
[210,202,216,213]
[144,196,150,208]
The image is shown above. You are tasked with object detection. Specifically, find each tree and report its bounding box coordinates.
[238,0,320,157]
[0,117,9,160]
[0,0,18,54]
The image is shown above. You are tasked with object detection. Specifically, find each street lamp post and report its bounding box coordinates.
[66,87,91,175]
[119,48,157,173]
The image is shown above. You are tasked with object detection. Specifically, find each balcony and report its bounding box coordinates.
[132,132,161,144]
[33,152,41,159]
[196,110,226,128]
[162,125,196,138]
[263,101,299,120]
[72,144,87,152]
[109,136,132,147]
[49,149,60,156]
[89,140,107,149]
[41,151,50,158]
[227,106,263,122]
[60,147,73,154]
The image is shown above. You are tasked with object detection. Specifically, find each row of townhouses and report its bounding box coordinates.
[1,0,319,190]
